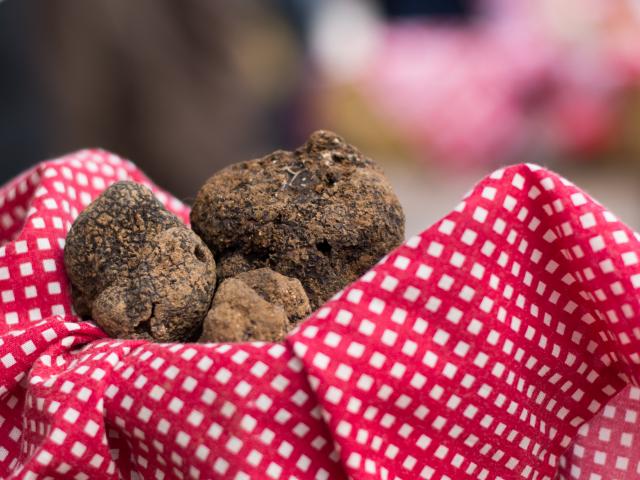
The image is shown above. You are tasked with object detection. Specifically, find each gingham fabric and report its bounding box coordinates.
[0,151,638,480]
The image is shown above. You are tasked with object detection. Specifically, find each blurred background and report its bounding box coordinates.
[2,0,640,236]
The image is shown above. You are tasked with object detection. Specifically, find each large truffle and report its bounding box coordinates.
[191,130,405,308]
[64,181,216,342]
[200,268,310,342]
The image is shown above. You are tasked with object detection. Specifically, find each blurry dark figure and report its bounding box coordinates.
[380,0,475,19]
[29,1,302,199]
[0,1,47,186]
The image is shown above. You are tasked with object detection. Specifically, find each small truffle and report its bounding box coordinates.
[200,268,311,342]
[201,279,286,342]
[234,268,311,323]
[64,181,216,342]
[191,130,405,308]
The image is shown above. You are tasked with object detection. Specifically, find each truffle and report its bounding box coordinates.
[200,268,310,342]
[234,268,311,323]
[64,181,216,342]
[191,130,405,308]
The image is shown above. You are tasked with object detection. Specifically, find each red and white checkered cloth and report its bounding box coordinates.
[0,151,638,480]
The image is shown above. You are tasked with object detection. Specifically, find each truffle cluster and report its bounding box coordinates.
[64,131,405,342]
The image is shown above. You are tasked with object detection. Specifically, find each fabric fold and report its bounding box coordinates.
[287,163,640,479]
[0,153,638,479]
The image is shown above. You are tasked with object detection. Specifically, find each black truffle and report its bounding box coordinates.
[64,181,216,342]
[200,268,311,342]
[234,268,310,323]
[191,130,405,308]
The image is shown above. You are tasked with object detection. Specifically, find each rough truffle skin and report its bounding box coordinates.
[200,268,310,342]
[191,130,405,308]
[234,268,310,323]
[200,277,288,343]
[64,181,216,342]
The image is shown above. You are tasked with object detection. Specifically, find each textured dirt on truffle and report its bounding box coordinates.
[200,278,288,342]
[191,130,405,308]
[64,181,216,342]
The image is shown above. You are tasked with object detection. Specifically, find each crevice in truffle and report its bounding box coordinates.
[185,322,204,342]
[246,249,270,264]
[134,302,156,336]
[134,318,151,335]
[315,240,332,256]
[325,172,338,186]
[194,245,208,263]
